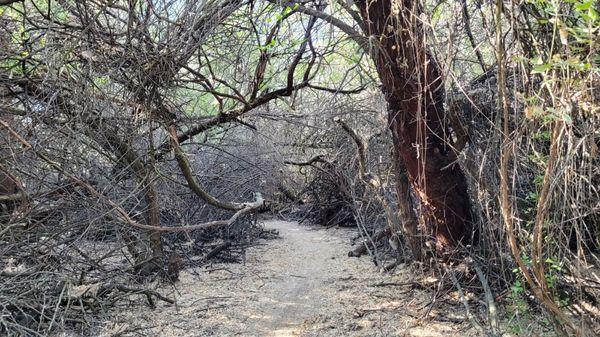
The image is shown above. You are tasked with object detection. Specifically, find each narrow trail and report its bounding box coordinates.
[100,220,474,337]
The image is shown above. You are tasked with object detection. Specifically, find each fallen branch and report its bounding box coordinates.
[0,119,264,233]
[471,259,499,335]
[284,155,326,166]
[203,241,232,261]
[348,227,391,257]
[98,284,175,308]
[447,267,487,335]
[367,281,418,288]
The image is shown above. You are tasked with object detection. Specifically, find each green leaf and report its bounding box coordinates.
[532,63,552,73]
[575,1,593,10]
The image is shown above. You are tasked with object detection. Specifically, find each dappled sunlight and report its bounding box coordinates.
[93,220,475,337]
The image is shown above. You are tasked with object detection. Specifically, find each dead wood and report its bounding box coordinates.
[348,227,391,257]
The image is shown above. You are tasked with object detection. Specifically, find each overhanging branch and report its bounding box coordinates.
[167,125,244,211]
[271,1,369,52]
[0,119,264,234]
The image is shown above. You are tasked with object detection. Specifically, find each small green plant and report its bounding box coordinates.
[508,277,532,335]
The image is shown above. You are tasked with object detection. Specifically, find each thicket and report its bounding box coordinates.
[0,0,598,336]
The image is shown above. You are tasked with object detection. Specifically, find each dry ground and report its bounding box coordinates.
[96,219,477,337]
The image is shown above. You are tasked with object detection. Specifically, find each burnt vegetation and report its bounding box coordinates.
[0,0,599,336]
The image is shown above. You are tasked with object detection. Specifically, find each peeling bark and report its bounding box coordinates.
[355,0,474,252]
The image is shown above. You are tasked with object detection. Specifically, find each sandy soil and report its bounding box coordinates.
[97,220,476,337]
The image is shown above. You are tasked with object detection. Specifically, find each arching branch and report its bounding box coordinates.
[167,125,244,211]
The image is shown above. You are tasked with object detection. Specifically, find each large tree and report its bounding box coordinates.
[280,0,477,253]
[353,0,475,252]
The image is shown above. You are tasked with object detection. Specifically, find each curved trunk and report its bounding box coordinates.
[356,0,474,252]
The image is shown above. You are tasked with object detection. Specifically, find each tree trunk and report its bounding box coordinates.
[100,130,165,268]
[392,149,423,260]
[356,0,474,252]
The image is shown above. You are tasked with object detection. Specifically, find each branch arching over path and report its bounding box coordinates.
[0,120,264,234]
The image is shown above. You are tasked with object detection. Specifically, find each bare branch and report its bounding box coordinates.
[167,125,244,211]
[0,0,22,6]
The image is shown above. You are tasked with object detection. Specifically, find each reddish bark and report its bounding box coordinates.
[356,0,474,251]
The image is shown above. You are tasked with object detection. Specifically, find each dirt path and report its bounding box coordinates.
[99,220,474,337]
